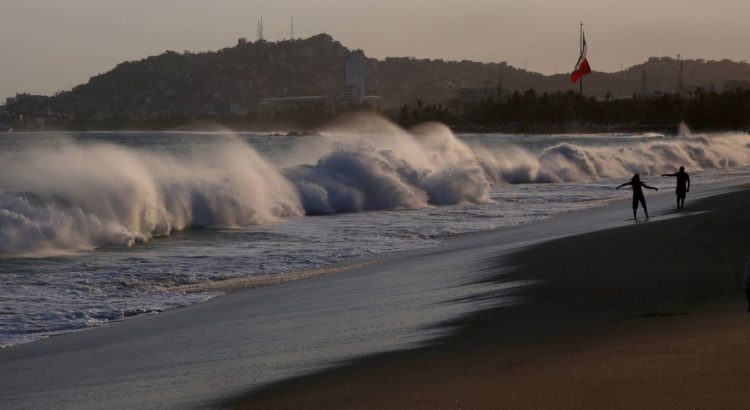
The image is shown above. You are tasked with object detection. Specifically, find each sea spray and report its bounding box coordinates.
[0,138,302,256]
[529,132,750,182]
[2,117,750,256]
[287,115,493,213]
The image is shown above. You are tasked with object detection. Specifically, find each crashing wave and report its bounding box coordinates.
[0,139,302,256]
[2,115,750,256]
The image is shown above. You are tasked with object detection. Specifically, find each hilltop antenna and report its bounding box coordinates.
[291,15,294,39]
[257,17,265,41]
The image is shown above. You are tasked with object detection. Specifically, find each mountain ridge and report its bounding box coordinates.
[6,33,750,120]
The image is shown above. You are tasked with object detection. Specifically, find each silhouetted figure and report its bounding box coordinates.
[616,174,658,221]
[744,258,750,313]
[662,166,690,209]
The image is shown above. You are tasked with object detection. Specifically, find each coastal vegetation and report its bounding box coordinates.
[4,34,750,132]
[404,88,750,133]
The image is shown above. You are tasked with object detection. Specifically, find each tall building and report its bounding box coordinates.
[343,50,366,105]
[676,54,685,95]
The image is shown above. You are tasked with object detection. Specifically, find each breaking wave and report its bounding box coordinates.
[0,139,302,256]
[287,118,492,213]
[2,114,750,256]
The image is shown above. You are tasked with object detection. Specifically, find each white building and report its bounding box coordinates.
[343,50,366,105]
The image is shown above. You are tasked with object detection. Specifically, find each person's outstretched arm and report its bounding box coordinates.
[616,182,631,189]
[641,182,658,191]
[662,173,677,177]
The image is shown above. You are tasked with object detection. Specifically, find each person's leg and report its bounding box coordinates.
[676,196,680,209]
[632,197,638,220]
[682,189,688,208]
[640,196,649,218]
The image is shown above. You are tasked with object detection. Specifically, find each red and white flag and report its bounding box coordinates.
[570,31,592,83]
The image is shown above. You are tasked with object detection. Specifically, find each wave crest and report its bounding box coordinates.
[0,139,302,256]
[2,116,750,256]
[287,120,493,214]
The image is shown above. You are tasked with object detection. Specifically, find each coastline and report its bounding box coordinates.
[231,185,750,409]
[2,123,683,135]
[1,179,748,409]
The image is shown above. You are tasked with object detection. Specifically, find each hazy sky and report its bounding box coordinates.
[2,0,750,101]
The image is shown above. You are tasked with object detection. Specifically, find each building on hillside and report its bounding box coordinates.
[0,106,10,132]
[450,81,508,119]
[343,50,366,105]
[256,96,335,113]
[457,85,501,105]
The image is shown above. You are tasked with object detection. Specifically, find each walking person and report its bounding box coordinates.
[662,166,690,209]
[616,174,658,221]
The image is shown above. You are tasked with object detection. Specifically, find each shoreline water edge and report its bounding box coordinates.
[5,127,750,348]
[0,176,748,409]
[231,182,750,410]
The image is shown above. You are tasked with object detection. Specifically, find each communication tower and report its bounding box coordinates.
[257,18,265,41]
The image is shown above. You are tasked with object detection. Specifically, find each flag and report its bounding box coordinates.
[570,31,591,83]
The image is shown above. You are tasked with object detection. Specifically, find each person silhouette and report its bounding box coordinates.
[662,166,690,209]
[616,174,658,221]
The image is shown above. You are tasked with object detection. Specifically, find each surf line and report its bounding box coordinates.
[170,261,378,294]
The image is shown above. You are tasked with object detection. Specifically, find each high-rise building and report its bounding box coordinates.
[343,50,366,105]
[677,54,685,95]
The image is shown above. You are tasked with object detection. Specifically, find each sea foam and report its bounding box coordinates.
[0,138,302,256]
[2,115,750,256]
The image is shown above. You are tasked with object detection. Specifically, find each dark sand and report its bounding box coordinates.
[232,187,750,409]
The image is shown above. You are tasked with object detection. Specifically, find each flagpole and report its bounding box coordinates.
[579,23,583,96]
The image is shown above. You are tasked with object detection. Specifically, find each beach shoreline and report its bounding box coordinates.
[1,179,748,409]
[230,185,750,409]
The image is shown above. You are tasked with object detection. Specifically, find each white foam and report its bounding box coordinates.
[0,137,302,256]
[2,117,750,257]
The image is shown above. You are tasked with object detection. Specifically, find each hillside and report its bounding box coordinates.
[6,33,750,123]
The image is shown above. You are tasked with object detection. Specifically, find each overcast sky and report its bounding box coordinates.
[2,0,749,101]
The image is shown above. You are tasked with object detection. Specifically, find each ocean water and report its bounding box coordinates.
[2,118,750,347]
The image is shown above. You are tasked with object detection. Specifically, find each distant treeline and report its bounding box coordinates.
[6,88,750,133]
[398,88,750,133]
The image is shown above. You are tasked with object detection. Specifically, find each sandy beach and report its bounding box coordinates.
[2,180,749,410]
[232,186,750,409]
[7,2,750,409]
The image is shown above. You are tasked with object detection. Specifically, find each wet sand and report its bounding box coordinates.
[233,187,750,409]
[2,180,748,410]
